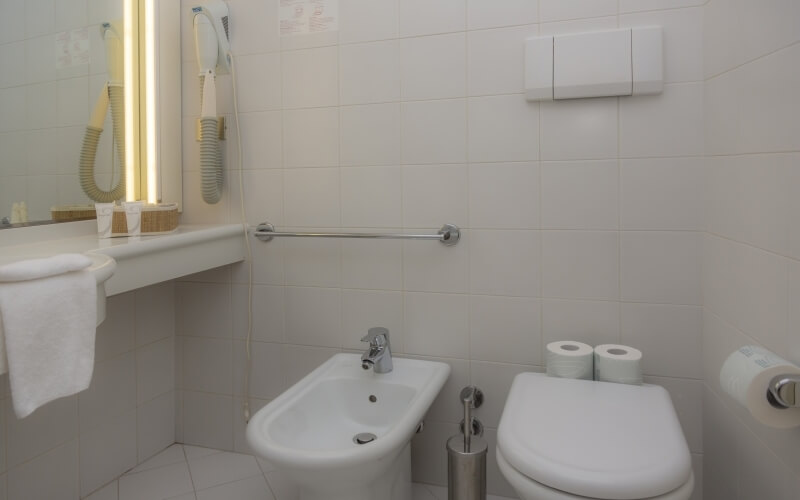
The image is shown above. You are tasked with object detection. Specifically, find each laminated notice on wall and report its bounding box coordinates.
[55,28,90,69]
[280,0,338,36]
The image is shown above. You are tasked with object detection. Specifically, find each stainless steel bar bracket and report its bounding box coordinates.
[252,221,461,246]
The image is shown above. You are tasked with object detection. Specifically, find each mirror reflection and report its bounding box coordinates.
[0,0,126,226]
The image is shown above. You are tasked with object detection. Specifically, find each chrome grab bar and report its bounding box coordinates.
[252,222,460,246]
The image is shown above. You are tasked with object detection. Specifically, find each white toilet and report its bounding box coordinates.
[496,373,694,500]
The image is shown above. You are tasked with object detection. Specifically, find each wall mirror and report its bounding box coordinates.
[0,0,181,229]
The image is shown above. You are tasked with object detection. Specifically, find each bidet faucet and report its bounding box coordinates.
[360,327,393,373]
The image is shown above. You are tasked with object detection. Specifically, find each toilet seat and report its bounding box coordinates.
[496,373,693,500]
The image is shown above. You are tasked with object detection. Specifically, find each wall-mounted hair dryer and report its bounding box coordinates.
[192,1,230,205]
[79,21,126,203]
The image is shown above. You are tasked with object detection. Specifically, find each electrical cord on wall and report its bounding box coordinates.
[227,50,255,422]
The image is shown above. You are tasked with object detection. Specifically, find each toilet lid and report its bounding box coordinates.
[497,373,692,500]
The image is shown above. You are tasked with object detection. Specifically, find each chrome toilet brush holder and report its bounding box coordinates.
[447,386,487,500]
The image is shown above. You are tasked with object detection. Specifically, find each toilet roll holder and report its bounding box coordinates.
[768,374,800,409]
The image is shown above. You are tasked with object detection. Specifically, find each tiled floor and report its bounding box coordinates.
[85,444,515,500]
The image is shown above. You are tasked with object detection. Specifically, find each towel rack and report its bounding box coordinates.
[252,222,460,246]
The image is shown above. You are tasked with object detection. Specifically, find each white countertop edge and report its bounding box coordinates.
[100,225,247,296]
[88,224,245,261]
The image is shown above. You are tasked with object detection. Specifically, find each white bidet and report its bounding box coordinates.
[246,353,450,500]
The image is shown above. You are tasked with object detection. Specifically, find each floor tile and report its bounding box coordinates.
[183,445,224,460]
[187,451,262,491]
[85,481,118,500]
[424,484,447,499]
[263,470,298,500]
[130,444,186,474]
[112,444,519,500]
[412,483,437,500]
[165,494,196,500]
[418,483,517,500]
[256,457,277,474]
[119,462,194,500]
[196,475,275,500]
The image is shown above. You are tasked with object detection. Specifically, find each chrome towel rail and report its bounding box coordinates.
[252,222,460,246]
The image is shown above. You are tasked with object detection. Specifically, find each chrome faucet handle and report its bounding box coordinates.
[361,327,389,346]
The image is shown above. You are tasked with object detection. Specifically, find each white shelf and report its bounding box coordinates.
[0,222,247,296]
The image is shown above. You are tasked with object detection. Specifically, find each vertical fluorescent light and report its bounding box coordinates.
[145,0,157,203]
[123,0,136,201]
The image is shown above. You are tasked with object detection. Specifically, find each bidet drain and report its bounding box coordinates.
[353,432,377,445]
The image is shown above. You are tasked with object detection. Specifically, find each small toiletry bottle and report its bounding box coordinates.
[123,201,144,236]
[95,203,115,238]
[10,203,20,224]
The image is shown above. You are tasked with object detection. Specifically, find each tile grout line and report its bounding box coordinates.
[181,444,200,494]
[262,468,280,500]
[537,20,544,365]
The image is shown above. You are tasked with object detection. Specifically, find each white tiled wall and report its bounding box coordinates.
[702,1,800,499]
[0,0,122,222]
[5,1,789,497]
[176,1,707,497]
[0,283,176,500]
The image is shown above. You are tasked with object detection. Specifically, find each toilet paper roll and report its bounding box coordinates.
[720,345,800,429]
[546,341,594,380]
[594,344,643,385]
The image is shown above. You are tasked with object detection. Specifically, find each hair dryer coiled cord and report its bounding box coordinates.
[79,83,126,202]
[199,74,223,204]
[199,116,223,204]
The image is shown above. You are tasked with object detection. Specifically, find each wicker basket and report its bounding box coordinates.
[51,203,180,235]
[112,203,180,235]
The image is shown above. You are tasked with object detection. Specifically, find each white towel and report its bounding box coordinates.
[0,254,96,418]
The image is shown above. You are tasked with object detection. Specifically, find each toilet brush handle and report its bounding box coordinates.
[463,398,472,452]
[459,386,483,452]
